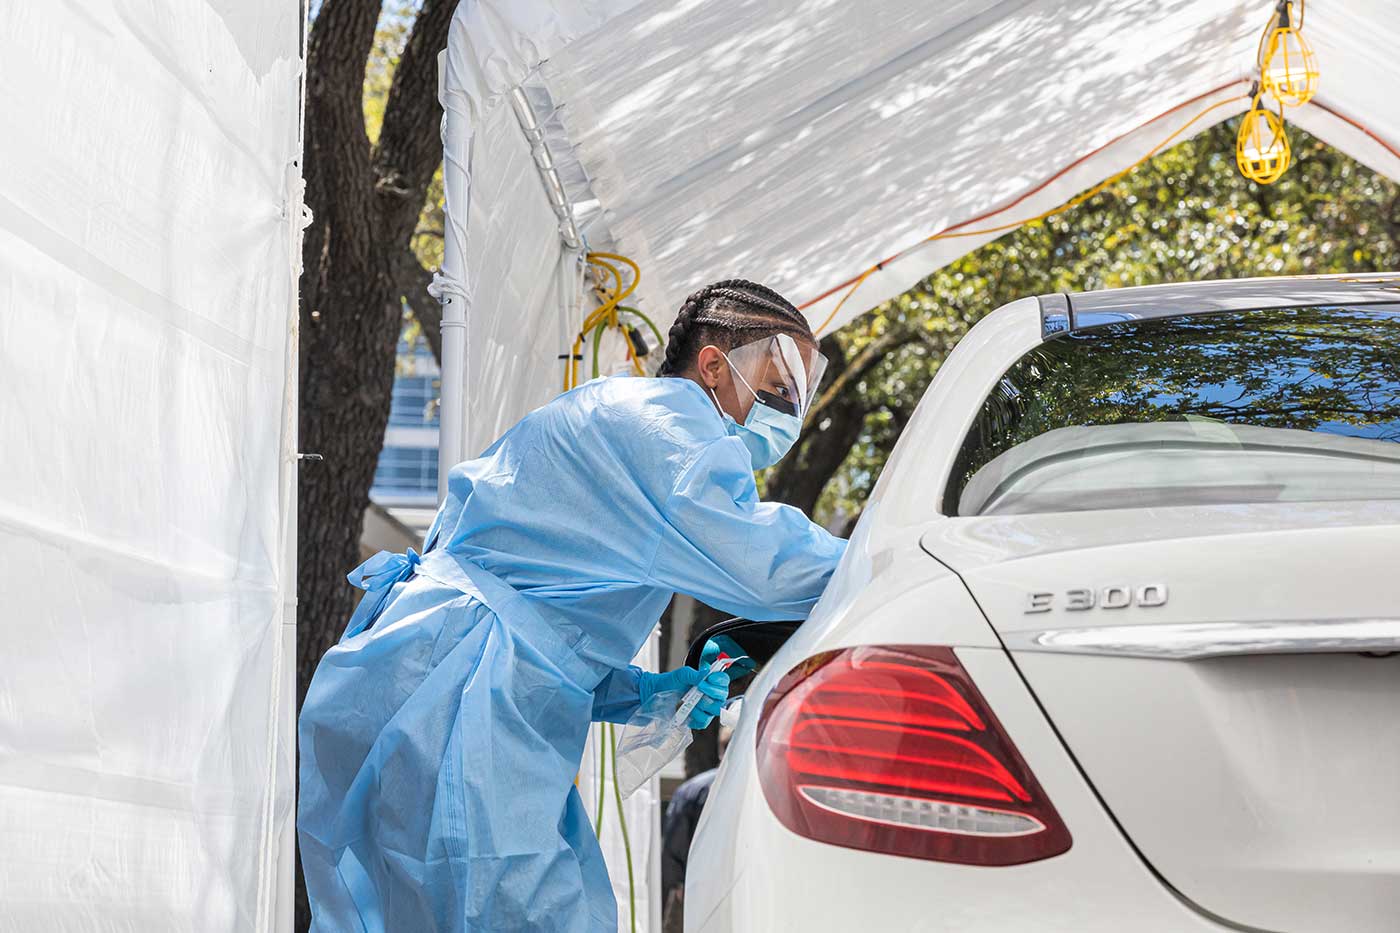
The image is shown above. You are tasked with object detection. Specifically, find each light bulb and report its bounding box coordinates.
[1261,5,1318,106]
[1236,105,1291,185]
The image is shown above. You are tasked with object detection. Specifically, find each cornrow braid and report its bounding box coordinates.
[657,279,814,377]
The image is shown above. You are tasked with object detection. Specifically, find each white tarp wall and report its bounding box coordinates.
[0,3,303,930]
[577,635,664,933]
[436,1,643,462]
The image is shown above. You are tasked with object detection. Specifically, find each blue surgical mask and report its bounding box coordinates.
[710,359,803,469]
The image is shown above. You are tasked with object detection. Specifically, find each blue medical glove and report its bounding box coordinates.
[689,666,731,729]
[637,664,732,730]
[700,636,757,677]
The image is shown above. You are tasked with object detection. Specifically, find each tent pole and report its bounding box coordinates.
[437,50,473,502]
[438,290,467,502]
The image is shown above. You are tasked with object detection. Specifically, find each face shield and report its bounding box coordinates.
[722,333,829,420]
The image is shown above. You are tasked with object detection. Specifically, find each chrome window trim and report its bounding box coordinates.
[1001,618,1400,660]
[1037,273,1400,339]
[1039,292,1070,338]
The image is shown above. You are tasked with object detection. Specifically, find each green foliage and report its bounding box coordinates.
[812,120,1400,526]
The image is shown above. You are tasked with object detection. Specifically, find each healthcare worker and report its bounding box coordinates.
[298,279,845,932]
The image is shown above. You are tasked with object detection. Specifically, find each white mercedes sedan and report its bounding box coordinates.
[683,273,1400,933]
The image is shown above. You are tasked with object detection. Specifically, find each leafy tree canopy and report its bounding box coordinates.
[803,121,1400,528]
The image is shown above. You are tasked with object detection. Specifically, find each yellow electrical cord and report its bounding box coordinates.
[619,306,665,348]
[594,729,607,838]
[567,255,628,387]
[586,306,665,381]
[590,251,641,287]
[565,252,649,389]
[594,253,623,296]
[606,722,638,933]
[809,91,1250,336]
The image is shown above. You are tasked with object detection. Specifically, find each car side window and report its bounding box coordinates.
[945,304,1400,516]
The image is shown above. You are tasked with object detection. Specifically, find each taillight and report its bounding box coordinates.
[756,645,1071,865]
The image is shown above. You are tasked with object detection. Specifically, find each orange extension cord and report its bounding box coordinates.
[799,78,1400,337]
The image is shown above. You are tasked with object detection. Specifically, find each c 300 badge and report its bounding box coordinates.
[1024,584,1168,613]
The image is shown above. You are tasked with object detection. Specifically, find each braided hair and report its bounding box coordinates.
[657,279,815,377]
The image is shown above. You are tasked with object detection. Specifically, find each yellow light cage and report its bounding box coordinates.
[1237,99,1292,185]
[1262,19,1319,107]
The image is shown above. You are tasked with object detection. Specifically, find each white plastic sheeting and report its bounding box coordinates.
[442,1,1400,454]
[541,0,1400,333]
[437,1,641,463]
[0,2,302,930]
[436,85,581,465]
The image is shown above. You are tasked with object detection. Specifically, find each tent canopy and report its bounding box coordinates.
[440,0,1400,457]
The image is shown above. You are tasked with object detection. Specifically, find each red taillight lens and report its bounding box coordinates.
[756,646,1071,865]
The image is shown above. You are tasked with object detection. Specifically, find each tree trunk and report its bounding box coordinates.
[298,0,455,702]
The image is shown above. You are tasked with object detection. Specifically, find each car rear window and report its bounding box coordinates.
[947,304,1400,516]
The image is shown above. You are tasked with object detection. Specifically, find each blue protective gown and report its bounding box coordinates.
[298,375,845,932]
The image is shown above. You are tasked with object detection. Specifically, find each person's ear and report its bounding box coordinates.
[695,345,727,389]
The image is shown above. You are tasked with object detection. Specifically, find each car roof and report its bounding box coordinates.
[1036,272,1400,338]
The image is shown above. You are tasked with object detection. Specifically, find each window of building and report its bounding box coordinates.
[371,446,439,498]
[389,374,441,427]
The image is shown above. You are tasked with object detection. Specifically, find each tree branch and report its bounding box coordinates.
[306,0,382,133]
[807,327,916,426]
[373,0,455,240]
[394,247,442,361]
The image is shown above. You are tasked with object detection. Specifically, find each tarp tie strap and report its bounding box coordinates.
[429,273,473,329]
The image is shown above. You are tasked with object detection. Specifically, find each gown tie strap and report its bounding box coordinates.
[340,548,421,640]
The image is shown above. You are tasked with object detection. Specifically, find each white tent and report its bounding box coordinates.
[0,2,302,929]
[439,0,1400,459]
[436,0,1400,928]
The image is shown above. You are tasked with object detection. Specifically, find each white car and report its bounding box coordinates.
[684,274,1400,933]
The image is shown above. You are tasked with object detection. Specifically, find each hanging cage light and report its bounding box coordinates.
[1260,0,1318,107]
[1237,95,1292,184]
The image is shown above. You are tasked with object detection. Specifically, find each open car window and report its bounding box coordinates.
[946,305,1400,516]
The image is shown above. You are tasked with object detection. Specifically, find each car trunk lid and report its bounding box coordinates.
[922,501,1400,933]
